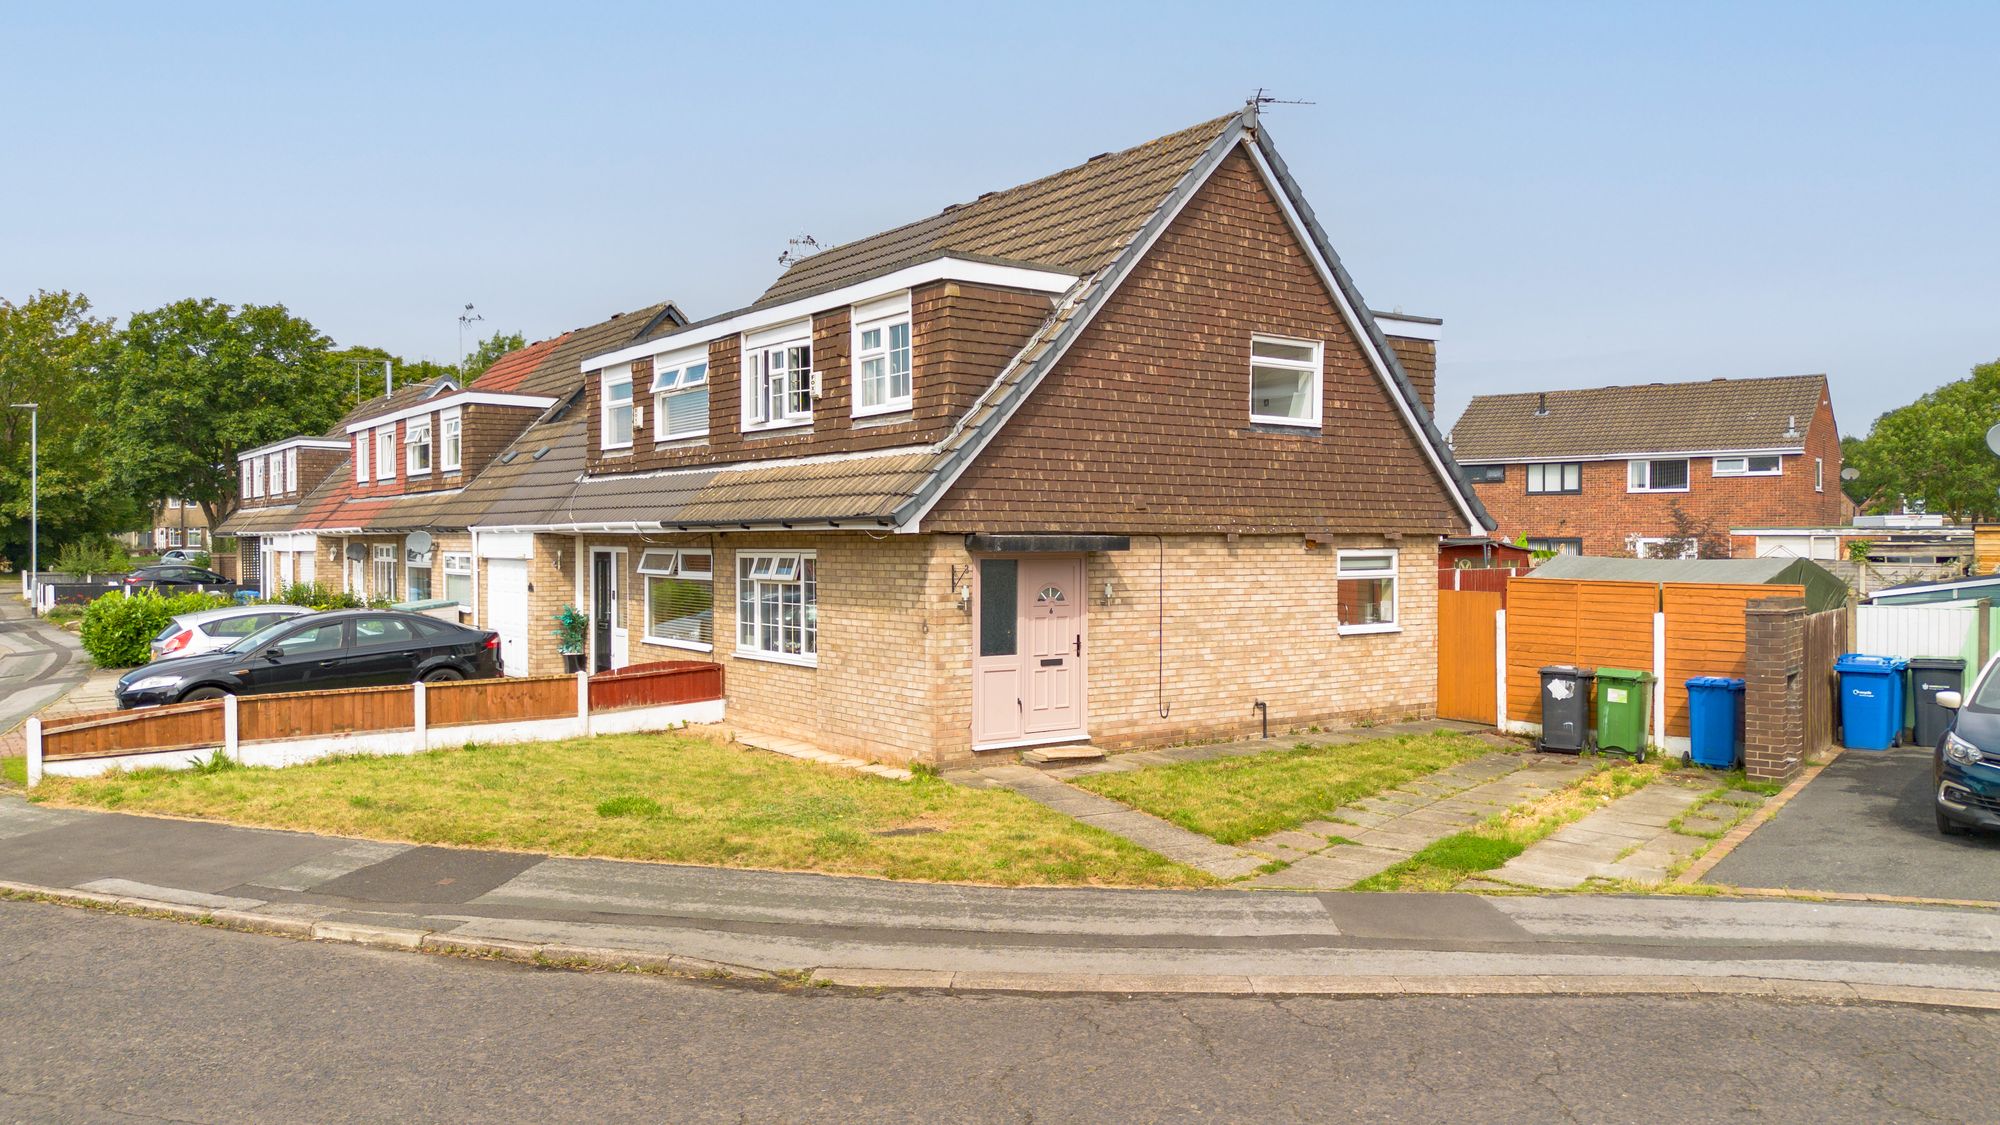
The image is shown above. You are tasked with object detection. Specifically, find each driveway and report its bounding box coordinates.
[1705,747,2000,901]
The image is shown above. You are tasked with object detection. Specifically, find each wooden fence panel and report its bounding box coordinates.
[1437,590,1500,724]
[588,662,725,711]
[428,675,577,727]
[1505,579,1658,724]
[1440,567,1524,602]
[238,684,414,742]
[1662,584,1803,737]
[1802,608,1846,753]
[42,700,224,761]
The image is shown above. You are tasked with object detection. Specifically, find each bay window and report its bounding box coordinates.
[440,409,462,472]
[639,548,715,649]
[1336,550,1399,635]
[1249,335,1323,426]
[852,296,913,416]
[736,551,816,663]
[743,323,813,430]
[601,363,634,450]
[651,352,710,442]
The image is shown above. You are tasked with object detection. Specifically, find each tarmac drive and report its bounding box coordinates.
[1707,747,2000,900]
[1,899,1994,1124]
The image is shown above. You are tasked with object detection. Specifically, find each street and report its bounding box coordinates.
[0,599,81,742]
[0,900,1993,1123]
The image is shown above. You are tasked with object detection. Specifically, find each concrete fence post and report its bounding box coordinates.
[25,717,42,787]
[1493,608,1508,730]
[576,670,591,737]
[1652,611,1670,757]
[222,693,240,763]
[412,681,428,750]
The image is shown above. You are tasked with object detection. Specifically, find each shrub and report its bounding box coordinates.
[266,582,363,611]
[79,589,233,668]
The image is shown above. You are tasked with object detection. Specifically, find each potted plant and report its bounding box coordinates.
[554,603,588,672]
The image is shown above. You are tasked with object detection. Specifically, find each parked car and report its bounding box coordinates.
[160,549,201,564]
[1931,679,2000,836]
[150,605,314,661]
[116,610,501,708]
[124,564,231,587]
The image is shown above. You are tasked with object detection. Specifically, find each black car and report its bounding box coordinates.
[125,564,232,587]
[116,610,501,708]
[1933,682,2000,836]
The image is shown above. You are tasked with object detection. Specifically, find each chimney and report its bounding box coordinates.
[1534,393,1549,417]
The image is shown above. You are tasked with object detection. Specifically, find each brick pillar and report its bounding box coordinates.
[1744,596,1808,783]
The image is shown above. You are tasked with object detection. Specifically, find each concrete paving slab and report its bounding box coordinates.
[309,846,545,905]
[247,840,413,893]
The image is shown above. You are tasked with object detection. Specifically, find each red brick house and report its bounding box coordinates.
[1450,375,1846,558]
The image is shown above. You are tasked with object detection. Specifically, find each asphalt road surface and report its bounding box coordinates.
[1,900,1994,1123]
[1708,746,2000,900]
[0,602,82,739]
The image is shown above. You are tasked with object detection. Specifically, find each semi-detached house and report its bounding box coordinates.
[223,105,1492,767]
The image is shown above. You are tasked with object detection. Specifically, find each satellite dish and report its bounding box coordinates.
[1986,423,2000,458]
[1840,467,1860,482]
[406,530,434,553]
[346,544,367,562]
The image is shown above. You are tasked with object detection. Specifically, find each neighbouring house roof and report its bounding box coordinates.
[1528,554,1849,613]
[1450,375,1830,463]
[329,375,460,436]
[1871,574,2000,604]
[474,303,683,398]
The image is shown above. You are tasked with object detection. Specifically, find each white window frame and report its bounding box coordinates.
[188,529,204,549]
[439,408,462,472]
[1713,455,1782,477]
[637,547,715,652]
[354,434,369,483]
[247,458,263,499]
[601,363,634,450]
[167,527,182,547]
[1627,458,1690,493]
[851,294,913,418]
[442,552,473,607]
[742,322,814,432]
[1248,334,1323,428]
[1525,462,1582,494]
[371,543,396,599]
[651,349,710,442]
[405,417,433,476]
[1815,457,1825,492]
[1632,535,1699,560]
[285,448,298,493]
[735,549,817,666]
[374,426,396,482]
[1335,549,1400,636]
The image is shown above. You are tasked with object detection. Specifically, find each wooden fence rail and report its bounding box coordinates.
[41,699,225,761]
[429,675,576,727]
[588,661,725,711]
[239,684,415,742]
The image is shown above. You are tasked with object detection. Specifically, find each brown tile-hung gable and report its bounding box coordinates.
[1450,375,1832,462]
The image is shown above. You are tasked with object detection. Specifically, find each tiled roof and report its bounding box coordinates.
[1450,375,1830,462]
[328,375,459,436]
[490,303,680,396]
[214,504,300,537]
[468,335,567,394]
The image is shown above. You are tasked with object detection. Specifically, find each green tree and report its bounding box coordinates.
[328,344,462,413]
[102,299,348,532]
[0,290,133,571]
[1844,359,2000,520]
[460,329,525,381]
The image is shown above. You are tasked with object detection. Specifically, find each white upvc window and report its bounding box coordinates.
[245,459,261,499]
[286,448,298,493]
[355,434,369,483]
[188,529,204,549]
[168,527,182,546]
[1815,457,1825,492]
[1632,536,1698,560]
[405,417,433,476]
[267,454,283,495]
[851,294,913,417]
[1713,454,1781,477]
[1249,335,1323,427]
[440,408,462,472]
[601,363,634,450]
[1526,462,1582,494]
[736,550,817,664]
[743,322,814,431]
[638,548,715,650]
[374,426,396,481]
[651,350,710,442]
[371,543,396,599]
[1336,549,1399,635]
[1627,458,1689,492]
[442,552,473,606]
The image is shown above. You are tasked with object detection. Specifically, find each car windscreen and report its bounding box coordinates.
[223,617,307,654]
[1971,663,2000,711]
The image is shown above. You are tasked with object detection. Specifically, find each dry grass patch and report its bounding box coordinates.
[28,731,1214,888]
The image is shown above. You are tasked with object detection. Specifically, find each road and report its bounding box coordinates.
[1,900,1993,1123]
[0,599,82,738]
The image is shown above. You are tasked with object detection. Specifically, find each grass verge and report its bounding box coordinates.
[1,756,25,788]
[27,731,1216,889]
[1073,732,1495,845]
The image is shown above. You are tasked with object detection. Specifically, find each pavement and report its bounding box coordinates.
[5,900,1996,1123]
[5,793,2000,1001]
[1706,746,2000,900]
[0,596,89,751]
[1477,775,1769,889]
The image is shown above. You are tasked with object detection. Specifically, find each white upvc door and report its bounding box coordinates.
[486,559,530,676]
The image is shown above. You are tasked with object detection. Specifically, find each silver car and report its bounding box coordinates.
[150,605,314,660]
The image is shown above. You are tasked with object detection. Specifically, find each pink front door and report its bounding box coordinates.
[971,556,1087,747]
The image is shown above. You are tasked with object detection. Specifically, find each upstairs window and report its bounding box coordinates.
[374,426,396,481]
[651,353,710,442]
[248,458,263,498]
[744,325,813,430]
[852,297,913,417]
[266,454,282,495]
[285,448,298,493]
[1816,457,1825,492]
[355,434,369,483]
[1462,464,1506,483]
[1249,335,1323,427]
[405,418,433,475]
[1627,458,1689,492]
[1713,455,1781,477]
[737,551,817,663]
[440,409,462,472]
[1526,462,1582,494]
[601,364,634,450]
[1336,550,1399,635]
[638,548,714,650]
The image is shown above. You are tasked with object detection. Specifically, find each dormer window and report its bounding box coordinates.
[374,426,396,481]
[285,448,298,493]
[852,294,912,417]
[651,350,709,442]
[355,433,369,483]
[439,409,462,472]
[601,363,634,450]
[265,454,282,495]
[248,458,263,499]
[743,322,813,431]
[406,417,433,475]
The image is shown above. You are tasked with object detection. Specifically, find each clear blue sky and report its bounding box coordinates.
[3,1,1993,437]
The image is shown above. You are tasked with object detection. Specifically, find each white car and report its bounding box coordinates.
[150,605,315,660]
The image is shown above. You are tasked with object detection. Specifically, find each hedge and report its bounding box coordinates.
[79,590,234,668]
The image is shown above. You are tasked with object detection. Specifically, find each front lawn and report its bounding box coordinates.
[28,732,1214,888]
[1073,732,1493,845]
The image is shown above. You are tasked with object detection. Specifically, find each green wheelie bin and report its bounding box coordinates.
[1593,667,1655,762]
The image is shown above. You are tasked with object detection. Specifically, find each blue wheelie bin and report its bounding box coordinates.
[1686,677,1746,768]
[1836,654,1908,750]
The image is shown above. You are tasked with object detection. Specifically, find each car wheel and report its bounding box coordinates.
[421,667,464,683]
[178,686,230,703]
[1937,808,1967,836]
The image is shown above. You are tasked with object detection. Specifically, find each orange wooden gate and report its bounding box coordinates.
[1438,589,1501,724]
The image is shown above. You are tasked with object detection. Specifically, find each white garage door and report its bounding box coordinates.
[486,559,530,677]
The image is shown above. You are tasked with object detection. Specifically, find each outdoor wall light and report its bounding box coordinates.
[957,583,972,612]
